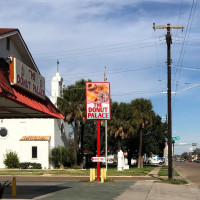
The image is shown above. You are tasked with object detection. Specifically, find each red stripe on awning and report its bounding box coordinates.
[11,88,64,119]
[0,65,64,119]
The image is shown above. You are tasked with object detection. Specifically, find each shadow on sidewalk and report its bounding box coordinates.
[2,185,71,199]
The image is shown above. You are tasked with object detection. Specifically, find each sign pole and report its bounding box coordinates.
[104,65,108,171]
[97,120,100,181]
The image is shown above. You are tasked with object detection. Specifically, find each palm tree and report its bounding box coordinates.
[57,79,86,166]
[108,102,134,151]
[130,98,155,168]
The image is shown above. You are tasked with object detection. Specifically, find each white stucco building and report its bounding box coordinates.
[0,29,68,169]
[0,72,68,169]
[0,70,68,169]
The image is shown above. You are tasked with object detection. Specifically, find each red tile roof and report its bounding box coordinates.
[11,88,64,119]
[0,28,18,35]
[0,67,15,97]
[20,136,51,141]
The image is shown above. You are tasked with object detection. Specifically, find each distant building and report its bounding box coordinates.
[0,28,68,169]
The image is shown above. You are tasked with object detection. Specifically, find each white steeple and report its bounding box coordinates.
[49,60,63,106]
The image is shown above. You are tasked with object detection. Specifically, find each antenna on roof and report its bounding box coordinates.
[57,59,59,73]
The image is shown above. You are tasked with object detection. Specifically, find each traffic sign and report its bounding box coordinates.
[172,136,180,141]
[91,157,105,162]
[165,136,180,141]
[192,143,197,146]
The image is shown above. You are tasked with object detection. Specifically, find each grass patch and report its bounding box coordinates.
[0,171,43,176]
[158,166,179,176]
[0,165,156,176]
[107,165,156,176]
[162,179,188,185]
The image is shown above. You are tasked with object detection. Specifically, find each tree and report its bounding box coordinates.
[181,152,192,160]
[57,79,86,166]
[49,144,74,168]
[192,148,200,158]
[130,98,155,168]
[108,102,134,151]
[143,115,167,157]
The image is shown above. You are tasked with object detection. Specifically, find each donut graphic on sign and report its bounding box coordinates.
[86,82,111,120]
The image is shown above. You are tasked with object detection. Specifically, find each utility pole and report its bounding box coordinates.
[153,23,184,179]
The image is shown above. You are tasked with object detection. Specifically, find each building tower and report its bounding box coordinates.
[50,60,63,106]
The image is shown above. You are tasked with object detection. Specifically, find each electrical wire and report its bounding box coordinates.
[32,36,164,56]
[43,62,165,81]
[172,0,199,112]
[34,42,165,61]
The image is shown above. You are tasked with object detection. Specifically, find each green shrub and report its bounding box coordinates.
[19,162,30,169]
[3,151,19,168]
[49,145,74,168]
[72,165,81,169]
[19,162,42,169]
[31,162,42,169]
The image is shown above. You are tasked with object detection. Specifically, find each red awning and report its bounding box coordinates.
[0,64,64,119]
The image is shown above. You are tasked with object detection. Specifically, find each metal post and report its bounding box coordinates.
[12,177,16,197]
[97,120,100,181]
[104,65,108,171]
[172,140,175,177]
[105,120,108,171]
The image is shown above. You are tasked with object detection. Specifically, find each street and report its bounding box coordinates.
[175,161,200,188]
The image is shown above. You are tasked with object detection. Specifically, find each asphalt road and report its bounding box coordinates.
[175,161,200,188]
[0,174,157,199]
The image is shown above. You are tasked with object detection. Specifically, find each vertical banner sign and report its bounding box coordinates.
[86,82,111,120]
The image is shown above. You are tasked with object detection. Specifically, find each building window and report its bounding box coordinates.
[32,146,37,158]
[0,128,8,137]
[6,38,10,51]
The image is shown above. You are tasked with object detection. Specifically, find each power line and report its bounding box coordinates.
[173,65,200,71]
[32,36,165,56]
[43,62,165,80]
[172,0,199,113]
[173,0,198,88]
[34,43,165,61]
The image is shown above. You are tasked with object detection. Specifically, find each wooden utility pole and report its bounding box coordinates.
[153,23,184,179]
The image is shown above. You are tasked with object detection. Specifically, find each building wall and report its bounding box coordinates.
[0,33,69,169]
[21,118,55,148]
[0,37,22,61]
[54,119,68,148]
[19,140,50,169]
[0,118,68,169]
[0,119,23,168]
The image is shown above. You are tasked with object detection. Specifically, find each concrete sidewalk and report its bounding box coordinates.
[116,167,200,200]
[115,180,200,200]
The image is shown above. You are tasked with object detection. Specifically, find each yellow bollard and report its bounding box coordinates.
[92,168,95,181]
[12,177,16,197]
[90,168,93,182]
[104,168,107,180]
[101,168,104,183]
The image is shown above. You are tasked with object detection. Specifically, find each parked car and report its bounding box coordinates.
[148,156,164,165]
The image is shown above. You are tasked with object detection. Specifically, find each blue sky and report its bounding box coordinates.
[1,0,200,155]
